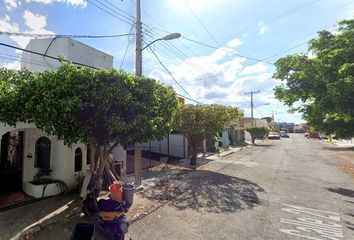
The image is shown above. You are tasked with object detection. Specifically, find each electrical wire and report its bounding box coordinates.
[0,31,133,39]
[147,46,191,97]
[0,42,99,69]
[86,0,134,25]
[182,0,221,47]
[225,0,322,39]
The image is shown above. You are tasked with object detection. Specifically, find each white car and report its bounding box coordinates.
[268,131,280,140]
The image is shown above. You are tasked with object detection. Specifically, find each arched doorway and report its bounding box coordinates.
[35,137,51,171]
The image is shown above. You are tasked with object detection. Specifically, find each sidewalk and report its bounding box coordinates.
[1,145,251,239]
[0,192,81,240]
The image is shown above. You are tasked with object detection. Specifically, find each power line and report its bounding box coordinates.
[225,0,321,39]
[0,42,99,69]
[176,93,203,105]
[180,36,274,65]
[86,0,134,25]
[101,0,136,21]
[147,46,191,97]
[182,0,221,47]
[0,31,133,39]
[262,13,354,62]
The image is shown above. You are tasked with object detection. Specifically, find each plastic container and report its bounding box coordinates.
[109,182,123,203]
[70,222,95,240]
[122,183,135,208]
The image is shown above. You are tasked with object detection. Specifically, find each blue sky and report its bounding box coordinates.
[1,0,353,123]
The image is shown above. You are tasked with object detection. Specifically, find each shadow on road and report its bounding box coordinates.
[141,169,265,213]
[253,144,274,147]
[326,187,354,198]
[322,146,354,152]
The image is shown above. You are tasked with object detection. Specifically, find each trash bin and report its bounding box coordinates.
[122,183,135,208]
[70,223,95,240]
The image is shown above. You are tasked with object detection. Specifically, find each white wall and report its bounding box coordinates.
[112,145,127,176]
[21,37,113,72]
[21,128,88,188]
[142,134,187,158]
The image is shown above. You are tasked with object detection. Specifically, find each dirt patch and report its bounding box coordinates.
[334,153,354,180]
[328,150,354,180]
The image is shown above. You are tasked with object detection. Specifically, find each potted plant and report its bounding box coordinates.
[23,168,68,198]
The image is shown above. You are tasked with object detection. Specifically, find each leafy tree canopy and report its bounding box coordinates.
[246,127,270,144]
[273,18,354,138]
[173,104,243,165]
[0,63,178,146]
[0,63,179,189]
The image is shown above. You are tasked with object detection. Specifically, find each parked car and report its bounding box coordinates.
[268,131,280,140]
[307,133,320,139]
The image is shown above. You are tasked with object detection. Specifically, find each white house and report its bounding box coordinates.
[0,38,125,199]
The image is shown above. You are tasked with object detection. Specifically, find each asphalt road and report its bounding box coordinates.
[127,134,354,240]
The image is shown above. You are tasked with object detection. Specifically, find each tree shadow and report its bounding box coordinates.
[253,144,274,147]
[168,156,214,170]
[140,170,265,213]
[322,146,354,152]
[0,192,81,239]
[326,187,354,198]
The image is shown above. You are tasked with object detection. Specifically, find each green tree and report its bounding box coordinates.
[273,18,354,138]
[173,104,242,166]
[246,127,270,144]
[0,63,179,189]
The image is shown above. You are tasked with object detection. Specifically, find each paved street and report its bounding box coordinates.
[127,134,354,240]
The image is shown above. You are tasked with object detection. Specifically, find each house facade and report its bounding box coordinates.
[0,38,120,198]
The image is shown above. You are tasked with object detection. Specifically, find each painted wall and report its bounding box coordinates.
[0,124,89,188]
[141,134,187,158]
[21,37,113,72]
[21,128,88,188]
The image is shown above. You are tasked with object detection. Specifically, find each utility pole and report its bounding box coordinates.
[244,90,260,127]
[134,0,143,188]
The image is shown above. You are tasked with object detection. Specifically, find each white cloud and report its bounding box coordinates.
[4,0,20,11]
[226,38,242,48]
[0,11,54,48]
[145,40,287,119]
[241,62,268,75]
[258,22,269,35]
[25,0,87,7]
[23,10,47,30]
[1,61,20,70]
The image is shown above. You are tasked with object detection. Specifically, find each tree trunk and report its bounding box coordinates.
[93,146,108,191]
[190,144,197,166]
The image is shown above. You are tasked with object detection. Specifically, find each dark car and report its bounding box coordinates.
[280,131,289,138]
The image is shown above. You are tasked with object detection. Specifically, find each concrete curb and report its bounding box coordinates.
[14,200,81,240]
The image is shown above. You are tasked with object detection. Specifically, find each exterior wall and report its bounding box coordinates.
[22,128,88,188]
[0,124,89,189]
[244,118,269,128]
[21,37,113,72]
[220,130,230,148]
[141,134,187,159]
[112,145,127,176]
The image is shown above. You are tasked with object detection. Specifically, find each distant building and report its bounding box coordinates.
[278,122,295,133]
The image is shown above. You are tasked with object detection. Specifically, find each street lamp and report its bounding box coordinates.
[134,0,181,189]
[142,33,181,51]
